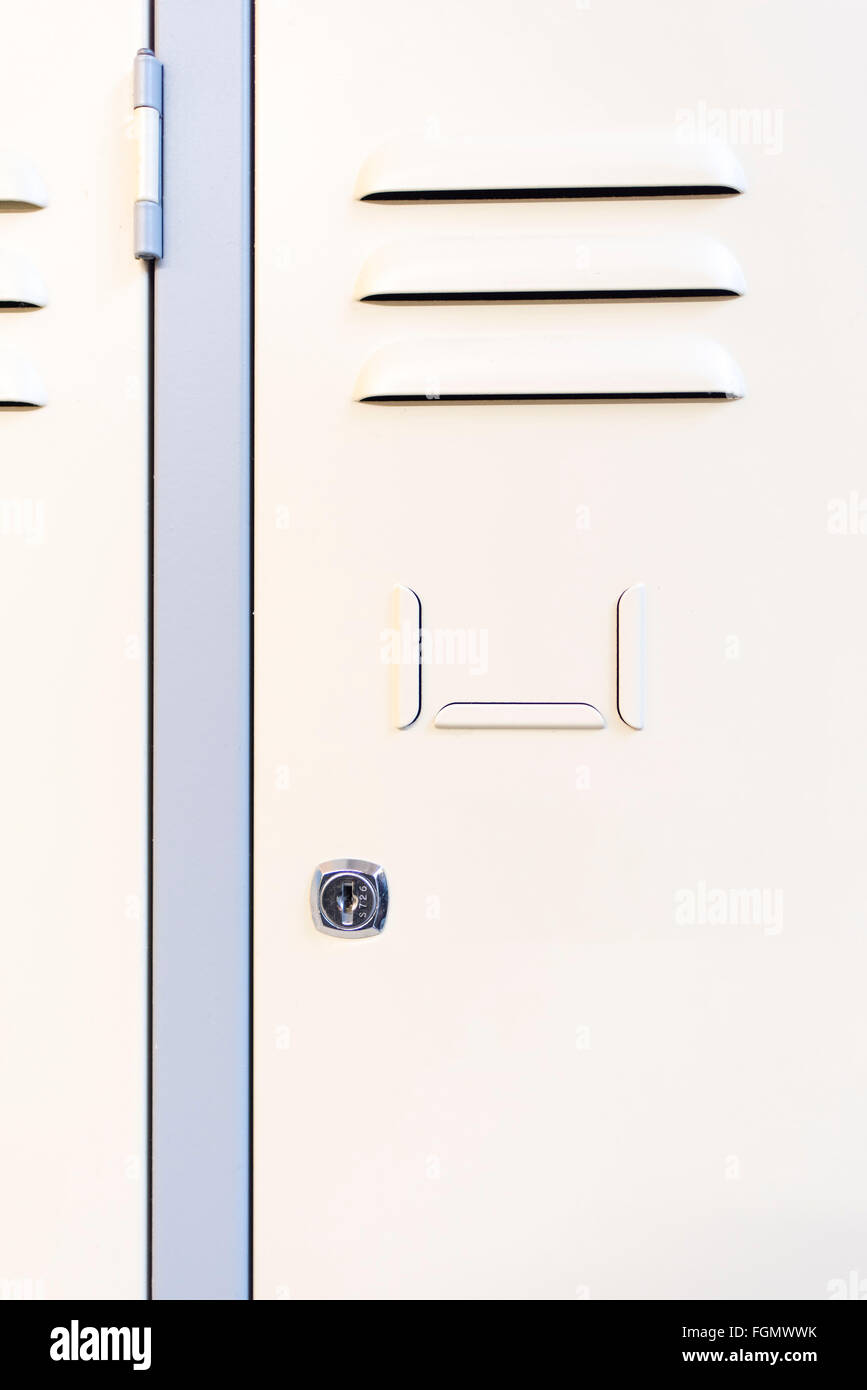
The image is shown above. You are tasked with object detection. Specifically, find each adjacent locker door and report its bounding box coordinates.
[254,0,867,1298]
[0,3,150,1298]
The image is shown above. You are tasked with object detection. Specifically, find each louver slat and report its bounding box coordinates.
[356,236,745,304]
[0,349,47,407]
[354,334,745,404]
[0,152,48,210]
[355,132,746,202]
[0,251,47,309]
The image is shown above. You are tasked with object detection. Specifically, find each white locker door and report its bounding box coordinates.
[254,1,867,1298]
[0,4,150,1298]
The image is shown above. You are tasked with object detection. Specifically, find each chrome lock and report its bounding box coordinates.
[311,859,388,939]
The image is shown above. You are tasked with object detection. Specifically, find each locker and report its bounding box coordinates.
[0,2,150,1298]
[253,0,867,1298]
[2,0,867,1309]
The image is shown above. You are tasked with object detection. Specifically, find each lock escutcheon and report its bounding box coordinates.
[311,859,388,938]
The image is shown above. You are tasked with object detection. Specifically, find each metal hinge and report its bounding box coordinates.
[134,48,163,260]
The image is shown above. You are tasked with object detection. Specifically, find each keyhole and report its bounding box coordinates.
[338,879,359,926]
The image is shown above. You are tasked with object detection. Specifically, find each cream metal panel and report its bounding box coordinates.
[0,1,149,1299]
[255,0,867,1299]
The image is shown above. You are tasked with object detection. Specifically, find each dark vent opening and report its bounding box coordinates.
[360,391,738,404]
[360,184,742,203]
[361,289,739,304]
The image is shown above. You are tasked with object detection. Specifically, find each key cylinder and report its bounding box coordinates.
[311,859,389,938]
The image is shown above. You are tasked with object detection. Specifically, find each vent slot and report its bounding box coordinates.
[361,187,740,203]
[356,132,746,203]
[355,334,745,405]
[0,152,48,210]
[356,236,745,305]
[0,349,47,408]
[0,251,47,309]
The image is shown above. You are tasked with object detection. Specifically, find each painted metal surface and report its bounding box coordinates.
[0,0,150,1299]
[356,235,746,303]
[434,702,606,730]
[0,347,47,405]
[355,130,747,201]
[255,0,867,1300]
[0,250,48,309]
[616,582,647,730]
[353,332,745,403]
[0,151,48,209]
[151,0,251,1301]
[392,584,422,729]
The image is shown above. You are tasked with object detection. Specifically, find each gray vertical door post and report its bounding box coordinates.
[151,0,252,1299]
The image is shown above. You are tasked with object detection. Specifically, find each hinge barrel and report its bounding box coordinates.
[134,48,163,260]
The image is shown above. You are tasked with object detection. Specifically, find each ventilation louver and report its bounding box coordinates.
[355,131,746,203]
